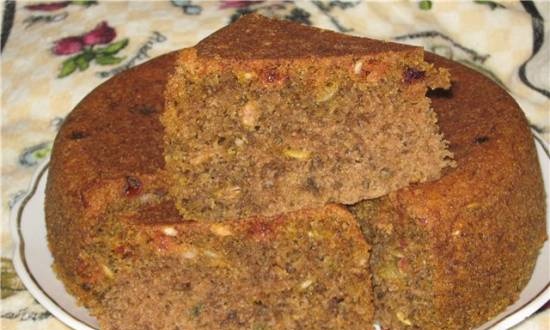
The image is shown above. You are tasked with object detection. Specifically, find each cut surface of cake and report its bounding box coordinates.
[162,14,453,221]
[98,204,373,330]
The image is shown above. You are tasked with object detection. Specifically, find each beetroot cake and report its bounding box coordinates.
[45,14,546,330]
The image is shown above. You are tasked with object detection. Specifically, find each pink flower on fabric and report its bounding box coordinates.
[82,21,116,46]
[51,21,128,78]
[52,36,84,55]
[220,0,263,9]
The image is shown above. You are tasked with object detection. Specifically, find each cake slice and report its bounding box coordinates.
[91,200,373,330]
[162,14,453,221]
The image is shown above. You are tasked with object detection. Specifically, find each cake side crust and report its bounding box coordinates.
[351,54,547,330]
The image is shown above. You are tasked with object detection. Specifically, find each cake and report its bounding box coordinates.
[162,14,452,221]
[45,14,546,330]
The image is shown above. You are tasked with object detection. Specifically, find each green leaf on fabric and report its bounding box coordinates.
[97,38,129,55]
[58,58,77,78]
[76,55,90,71]
[33,145,52,159]
[81,49,95,61]
[71,0,98,7]
[95,54,125,65]
[473,0,505,10]
[419,0,432,10]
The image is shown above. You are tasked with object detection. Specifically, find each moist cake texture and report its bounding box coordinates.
[44,14,546,330]
[163,14,453,221]
[98,204,373,330]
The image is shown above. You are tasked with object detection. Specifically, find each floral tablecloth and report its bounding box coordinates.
[1,1,549,329]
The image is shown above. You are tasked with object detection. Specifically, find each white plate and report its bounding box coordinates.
[11,133,550,330]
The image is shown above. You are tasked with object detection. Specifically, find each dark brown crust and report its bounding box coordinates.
[352,54,546,329]
[45,18,546,330]
[197,14,415,60]
[392,53,546,329]
[45,52,178,306]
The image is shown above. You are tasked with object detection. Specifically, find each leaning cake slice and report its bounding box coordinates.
[94,201,374,330]
[162,14,453,222]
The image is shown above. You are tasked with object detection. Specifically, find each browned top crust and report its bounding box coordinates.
[45,53,178,308]
[197,14,415,60]
[399,52,547,329]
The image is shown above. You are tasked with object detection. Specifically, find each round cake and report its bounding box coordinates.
[45,18,546,330]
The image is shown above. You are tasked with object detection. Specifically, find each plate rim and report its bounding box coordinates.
[10,160,96,330]
[9,132,550,330]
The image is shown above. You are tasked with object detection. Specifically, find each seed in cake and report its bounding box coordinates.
[240,101,260,128]
[357,257,368,267]
[162,226,178,237]
[189,152,211,166]
[181,249,197,259]
[101,264,114,279]
[300,279,314,290]
[236,71,255,85]
[283,148,311,160]
[466,202,480,209]
[396,311,413,326]
[204,250,219,258]
[315,82,339,103]
[235,137,245,147]
[210,224,233,237]
[353,60,363,74]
